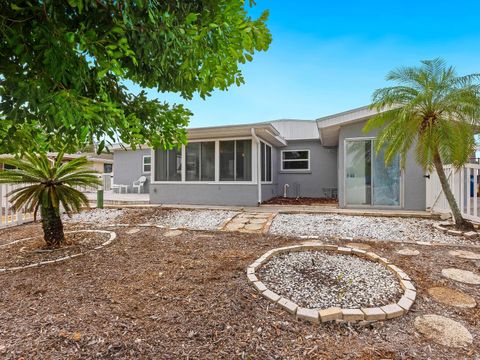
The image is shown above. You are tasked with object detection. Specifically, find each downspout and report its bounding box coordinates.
[251,128,262,205]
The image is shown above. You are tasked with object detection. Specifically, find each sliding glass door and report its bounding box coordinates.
[345,139,401,207]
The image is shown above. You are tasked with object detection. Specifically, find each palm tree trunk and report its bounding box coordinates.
[41,206,65,247]
[433,150,474,231]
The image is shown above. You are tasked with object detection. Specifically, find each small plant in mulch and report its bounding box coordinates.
[0,152,101,248]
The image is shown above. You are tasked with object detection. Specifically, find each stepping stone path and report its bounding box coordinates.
[164,230,183,237]
[448,250,480,260]
[346,242,371,250]
[427,287,476,308]
[397,248,420,256]
[441,268,480,285]
[223,212,275,233]
[414,314,473,348]
[126,228,141,234]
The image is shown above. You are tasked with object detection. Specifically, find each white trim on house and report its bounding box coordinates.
[280,149,311,172]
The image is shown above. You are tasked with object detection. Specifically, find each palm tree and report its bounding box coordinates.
[0,153,101,247]
[364,58,480,230]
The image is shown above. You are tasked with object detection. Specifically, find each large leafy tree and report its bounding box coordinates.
[364,58,480,230]
[0,153,101,247]
[0,0,271,154]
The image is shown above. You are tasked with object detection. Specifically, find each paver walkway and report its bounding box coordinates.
[221,212,276,233]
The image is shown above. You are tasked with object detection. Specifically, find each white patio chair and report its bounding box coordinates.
[132,176,147,194]
[111,183,128,193]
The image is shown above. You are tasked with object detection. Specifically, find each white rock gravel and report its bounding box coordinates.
[147,210,239,231]
[63,209,125,225]
[269,214,472,244]
[257,250,402,309]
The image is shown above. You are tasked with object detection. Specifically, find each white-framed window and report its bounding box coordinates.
[281,150,310,171]
[142,155,151,173]
[261,142,272,182]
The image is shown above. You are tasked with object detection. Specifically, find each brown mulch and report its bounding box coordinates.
[263,196,338,206]
[0,230,110,268]
[0,224,478,359]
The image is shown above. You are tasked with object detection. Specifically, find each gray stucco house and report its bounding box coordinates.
[112,106,426,210]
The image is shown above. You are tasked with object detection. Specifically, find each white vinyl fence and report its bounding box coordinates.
[0,174,113,229]
[0,184,34,228]
[427,163,480,223]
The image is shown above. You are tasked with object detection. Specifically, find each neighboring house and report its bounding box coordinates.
[112,106,427,210]
[0,152,114,174]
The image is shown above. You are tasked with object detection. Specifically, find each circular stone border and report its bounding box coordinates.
[247,243,416,324]
[433,222,478,239]
[0,230,117,273]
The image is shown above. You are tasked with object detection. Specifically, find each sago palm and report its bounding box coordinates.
[0,153,101,247]
[364,58,480,230]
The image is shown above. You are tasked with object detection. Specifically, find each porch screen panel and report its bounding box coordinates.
[220,141,235,181]
[236,140,252,181]
[201,142,215,181]
[155,148,181,181]
[266,144,272,182]
[372,147,401,206]
[154,149,168,181]
[186,143,200,181]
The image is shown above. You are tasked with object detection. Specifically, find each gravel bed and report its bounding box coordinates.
[146,209,239,230]
[269,214,470,244]
[62,209,124,224]
[258,250,402,309]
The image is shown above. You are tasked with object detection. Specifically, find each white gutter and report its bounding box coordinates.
[251,128,262,205]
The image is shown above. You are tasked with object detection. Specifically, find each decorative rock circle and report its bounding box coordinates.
[0,230,117,273]
[126,228,141,234]
[397,248,420,256]
[246,244,416,323]
[427,287,476,308]
[164,230,183,237]
[346,242,371,250]
[414,314,473,348]
[448,250,480,260]
[441,268,480,285]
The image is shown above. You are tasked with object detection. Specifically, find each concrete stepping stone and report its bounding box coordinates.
[414,314,473,348]
[427,287,476,308]
[397,248,420,256]
[250,218,267,224]
[164,230,183,237]
[244,223,263,231]
[441,268,480,285]
[448,250,480,260]
[226,223,244,231]
[126,228,141,234]
[346,242,371,250]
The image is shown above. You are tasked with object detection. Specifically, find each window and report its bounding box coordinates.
[186,142,215,181]
[220,140,252,181]
[261,142,272,182]
[154,148,181,181]
[142,155,151,173]
[281,150,310,171]
[103,163,113,173]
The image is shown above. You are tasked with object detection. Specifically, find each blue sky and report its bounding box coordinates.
[132,0,480,128]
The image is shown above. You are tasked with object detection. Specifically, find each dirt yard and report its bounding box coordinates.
[0,222,478,359]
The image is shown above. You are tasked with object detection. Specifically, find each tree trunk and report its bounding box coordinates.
[41,206,65,247]
[433,150,475,231]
